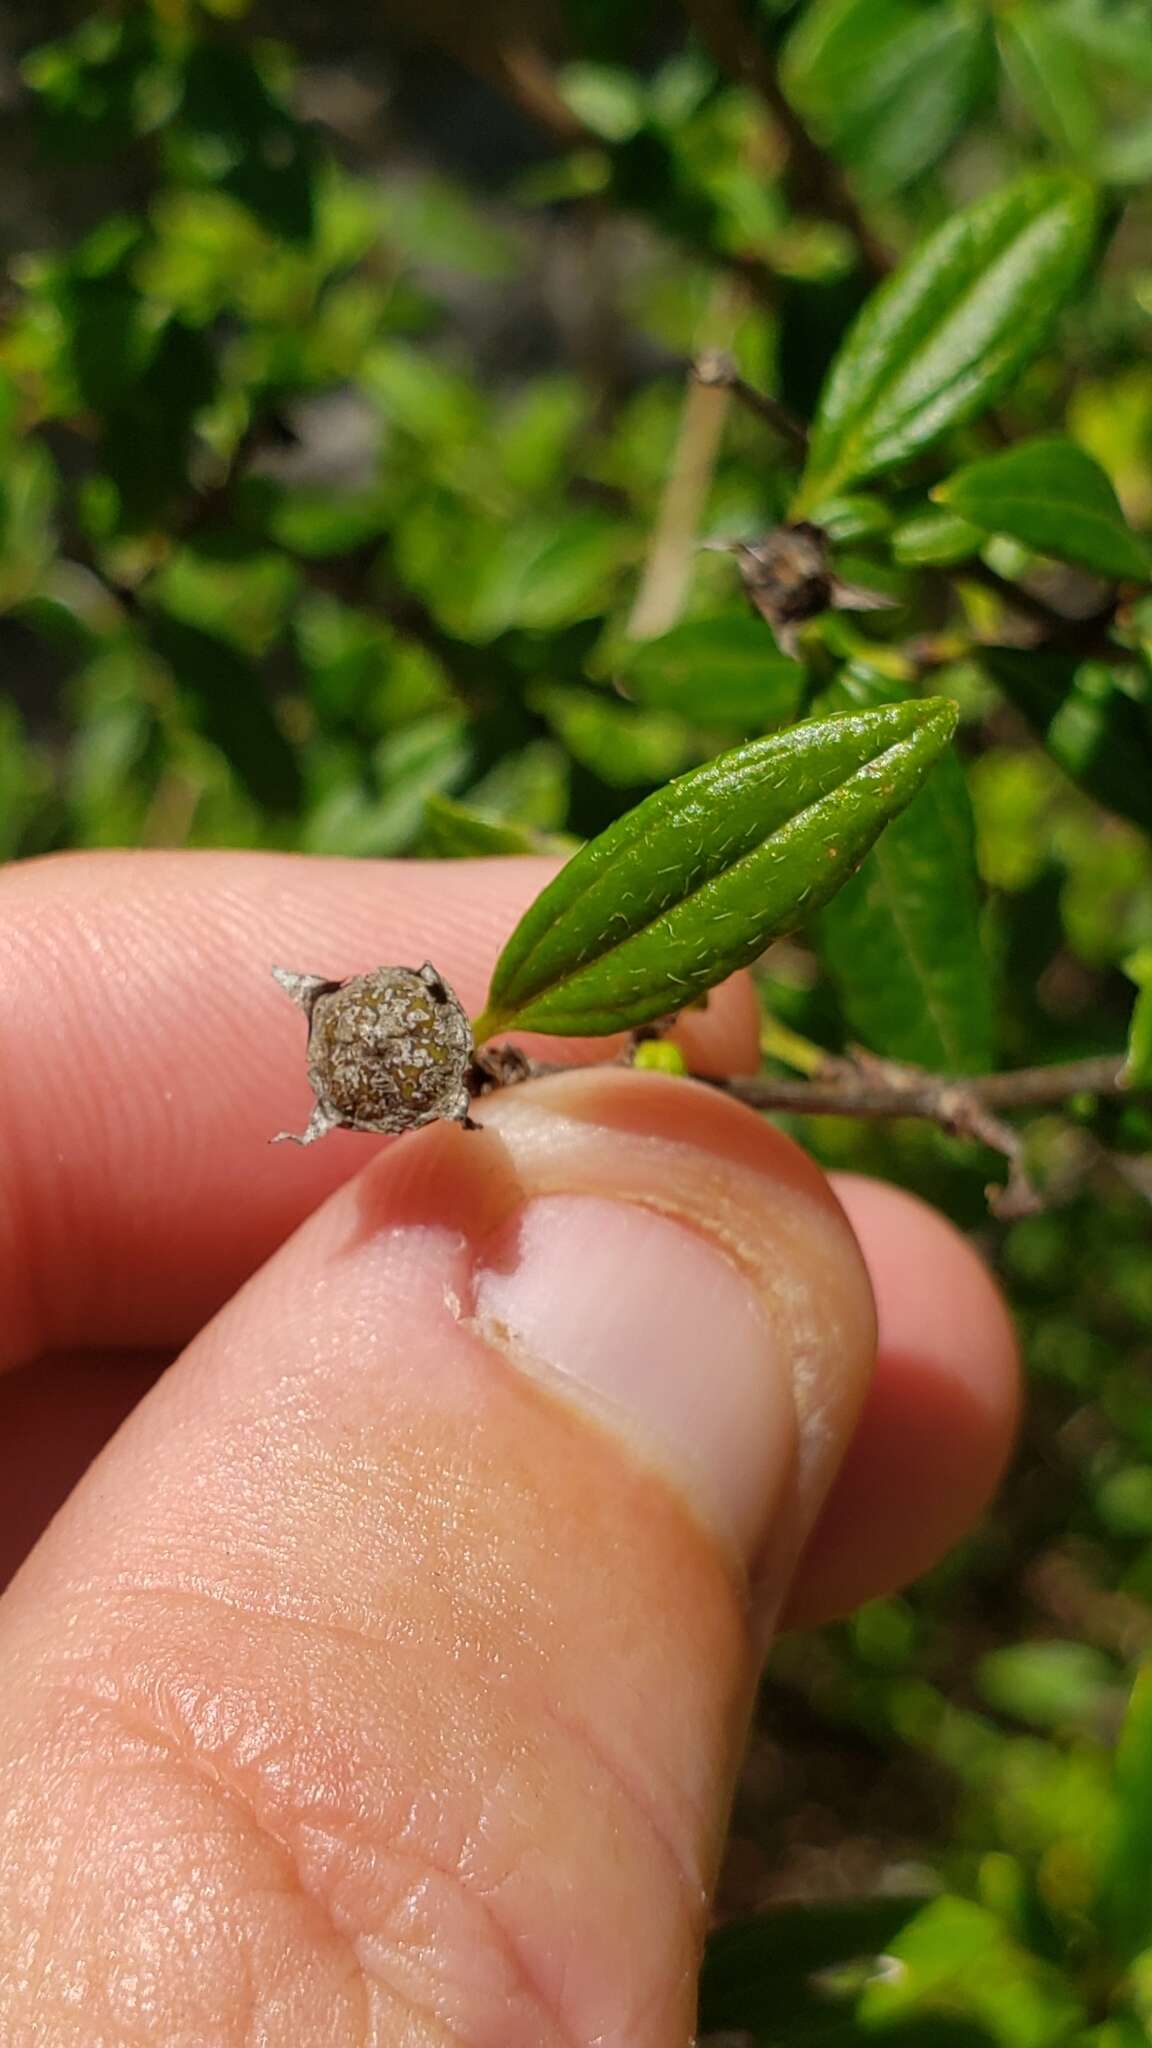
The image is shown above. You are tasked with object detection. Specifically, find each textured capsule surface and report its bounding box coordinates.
[272,962,475,1146]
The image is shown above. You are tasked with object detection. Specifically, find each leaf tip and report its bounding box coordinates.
[918,693,959,736]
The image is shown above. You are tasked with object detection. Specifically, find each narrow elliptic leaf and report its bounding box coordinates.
[474,698,958,1040]
[937,436,1150,581]
[793,174,1099,512]
[782,0,993,198]
[996,7,1101,158]
[818,677,993,1072]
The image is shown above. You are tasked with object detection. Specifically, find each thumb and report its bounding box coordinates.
[0,1070,874,2048]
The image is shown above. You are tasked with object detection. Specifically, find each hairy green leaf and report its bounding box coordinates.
[783,0,993,198]
[818,678,993,1072]
[475,699,958,1040]
[937,437,1150,581]
[793,175,1099,512]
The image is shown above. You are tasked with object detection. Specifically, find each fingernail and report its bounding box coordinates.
[476,1193,795,1563]
[473,1070,876,1574]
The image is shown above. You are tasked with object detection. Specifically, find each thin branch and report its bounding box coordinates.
[499,1047,1142,1217]
[626,286,748,641]
[973,1055,1128,1109]
[717,1050,1136,1217]
[682,0,892,282]
[716,1050,1131,1119]
[693,349,809,453]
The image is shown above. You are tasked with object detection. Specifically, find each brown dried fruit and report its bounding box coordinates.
[271,962,475,1146]
[703,522,897,657]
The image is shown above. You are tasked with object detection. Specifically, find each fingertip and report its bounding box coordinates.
[783,1174,1021,1628]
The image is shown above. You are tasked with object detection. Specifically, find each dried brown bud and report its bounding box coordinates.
[271,962,475,1146]
[703,522,897,657]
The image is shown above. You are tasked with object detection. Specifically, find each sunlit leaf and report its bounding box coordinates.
[476,698,958,1039]
[937,438,1150,582]
[794,175,1099,511]
[783,0,993,197]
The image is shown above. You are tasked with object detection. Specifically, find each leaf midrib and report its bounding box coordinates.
[492,729,942,1027]
[799,186,1072,507]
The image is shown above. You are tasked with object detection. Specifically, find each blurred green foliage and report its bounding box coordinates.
[2,0,1152,2039]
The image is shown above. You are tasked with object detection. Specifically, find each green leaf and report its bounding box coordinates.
[809,493,895,545]
[617,615,804,732]
[698,1896,929,2038]
[997,8,1101,159]
[975,1640,1120,1734]
[793,175,1099,512]
[466,741,571,835]
[984,650,1152,832]
[557,62,646,142]
[145,611,303,815]
[422,796,547,858]
[782,0,993,198]
[858,1895,1083,2047]
[174,43,318,244]
[818,675,993,1072]
[1100,1665,1152,1961]
[475,698,958,1040]
[304,713,471,857]
[1124,950,1152,1088]
[891,507,984,568]
[1052,0,1152,81]
[101,318,218,531]
[937,438,1150,582]
[531,686,697,790]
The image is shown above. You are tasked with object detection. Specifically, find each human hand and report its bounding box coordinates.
[0,853,1018,2045]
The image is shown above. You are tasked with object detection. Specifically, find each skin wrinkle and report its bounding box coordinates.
[358,1853,584,2048]
[52,1677,376,2047]
[0,1041,885,2048]
[0,855,1026,2044]
[39,1511,715,2047]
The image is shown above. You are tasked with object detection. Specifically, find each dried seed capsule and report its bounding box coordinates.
[271,962,475,1146]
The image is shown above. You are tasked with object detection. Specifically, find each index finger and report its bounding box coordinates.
[0,850,760,1367]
